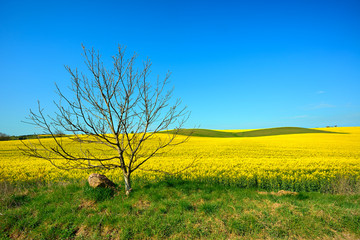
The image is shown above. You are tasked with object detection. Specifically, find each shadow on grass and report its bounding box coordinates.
[162,127,346,138]
[83,182,118,202]
[137,176,255,197]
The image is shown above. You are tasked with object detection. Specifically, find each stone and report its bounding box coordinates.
[88,173,116,189]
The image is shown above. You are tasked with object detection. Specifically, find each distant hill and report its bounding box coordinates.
[161,127,344,138]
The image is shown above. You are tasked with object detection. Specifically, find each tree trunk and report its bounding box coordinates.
[124,173,132,195]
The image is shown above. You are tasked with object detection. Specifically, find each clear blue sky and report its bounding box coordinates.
[1,0,359,135]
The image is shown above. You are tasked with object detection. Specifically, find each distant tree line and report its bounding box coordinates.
[0,132,11,141]
[0,132,65,141]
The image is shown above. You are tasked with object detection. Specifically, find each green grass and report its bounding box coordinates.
[1,178,359,239]
[162,127,343,138]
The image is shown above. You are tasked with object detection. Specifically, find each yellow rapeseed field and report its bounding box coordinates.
[1,127,359,192]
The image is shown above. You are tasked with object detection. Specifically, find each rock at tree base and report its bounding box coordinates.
[88,173,116,189]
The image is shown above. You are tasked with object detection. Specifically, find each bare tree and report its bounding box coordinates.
[21,45,190,195]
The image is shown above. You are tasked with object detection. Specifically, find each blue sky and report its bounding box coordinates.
[1,0,359,135]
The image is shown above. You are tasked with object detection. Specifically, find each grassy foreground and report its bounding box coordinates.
[1,178,360,240]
